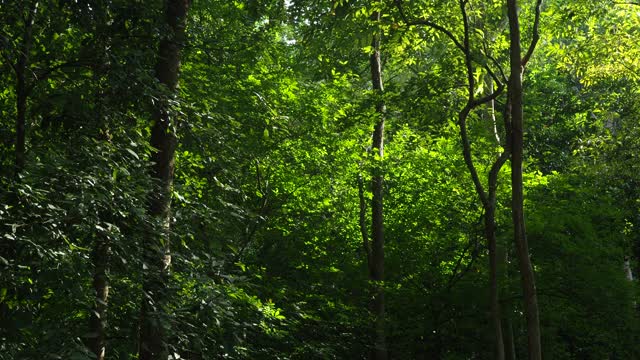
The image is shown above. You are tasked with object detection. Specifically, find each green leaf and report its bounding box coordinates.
[125,148,139,160]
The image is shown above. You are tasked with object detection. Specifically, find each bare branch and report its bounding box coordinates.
[460,0,474,100]
[486,51,508,84]
[394,0,465,52]
[459,104,489,206]
[473,80,505,108]
[522,0,543,67]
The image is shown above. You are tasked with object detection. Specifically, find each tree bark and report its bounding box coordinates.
[392,4,513,353]
[139,1,189,359]
[88,235,109,360]
[358,173,372,270]
[368,10,387,360]
[503,312,517,360]
[486,202,506,360]
[14,1,37,175]
[506,0,542,358]
[624,256,634,281]
[456,2,508,357]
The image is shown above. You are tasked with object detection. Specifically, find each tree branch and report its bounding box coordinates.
[25,60,92,95]
[394,0,465,52]
[521,0,543,67]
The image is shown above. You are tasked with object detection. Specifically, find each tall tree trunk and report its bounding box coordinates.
[503,313,517,360]
[624,256,634,281]
[14,1,37,175]
[506,0,542,358]
[358,173,371,270]
[487,86,513,360]
[89,235,109,360]
[16,72,27,174]
[456,2,508,357]
[486,202,505,360]
[368,10,387,360]
[87,26,112,359]
[139,1,189,359]
[502,236,518,360]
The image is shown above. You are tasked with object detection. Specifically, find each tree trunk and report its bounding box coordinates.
[358,173,371,270]
[16,73,26,174]
[624,256,634,281]
[88,235,109,360]
[14,1,37,175]
[485,202,505,360]
[456,2,508,355]
[139,1,189,359]
[502,236,518,360]
[368,10,387,360]
[503,315,517,360]
[506,0,542,358]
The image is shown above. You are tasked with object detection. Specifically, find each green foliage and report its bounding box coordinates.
[1,0,640,359]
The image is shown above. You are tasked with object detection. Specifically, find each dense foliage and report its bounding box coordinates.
[1,0,639,359]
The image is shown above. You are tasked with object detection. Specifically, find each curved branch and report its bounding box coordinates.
[394,0,465,52]
[521,0,543,67]
[459,105,489,206]
[473,80,504,108]
[460,0,474,100]
[482,39,508,84]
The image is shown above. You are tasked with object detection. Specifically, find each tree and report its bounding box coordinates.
[393,0,509,357]
[506,0,543,358]
[367,6,387,360]
[0,1,639,358]
[1,0,37,175]
[139,0,190,359]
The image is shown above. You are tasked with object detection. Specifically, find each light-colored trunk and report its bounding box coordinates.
[368,10,387,360]
[89,235,109,360]
[624,256,634,281]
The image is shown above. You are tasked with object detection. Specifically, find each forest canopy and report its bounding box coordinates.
[1,0,639,359]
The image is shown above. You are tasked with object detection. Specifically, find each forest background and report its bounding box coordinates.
[1,0,640,359]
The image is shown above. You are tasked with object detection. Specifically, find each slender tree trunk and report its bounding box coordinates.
[14,1,37,175]
[368,10,387,360]
[139,1,189,359]
[502,236,518,360]
[358,173,371,270]
[16,73,26,174]
[89,235,109,360]
[456,2,508,356]
[486,88,512,360]
[503,314,517,360]
[506,0,542,358]
[86,25,113,359]
[624,256,634,281]
[485,202,505,360]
